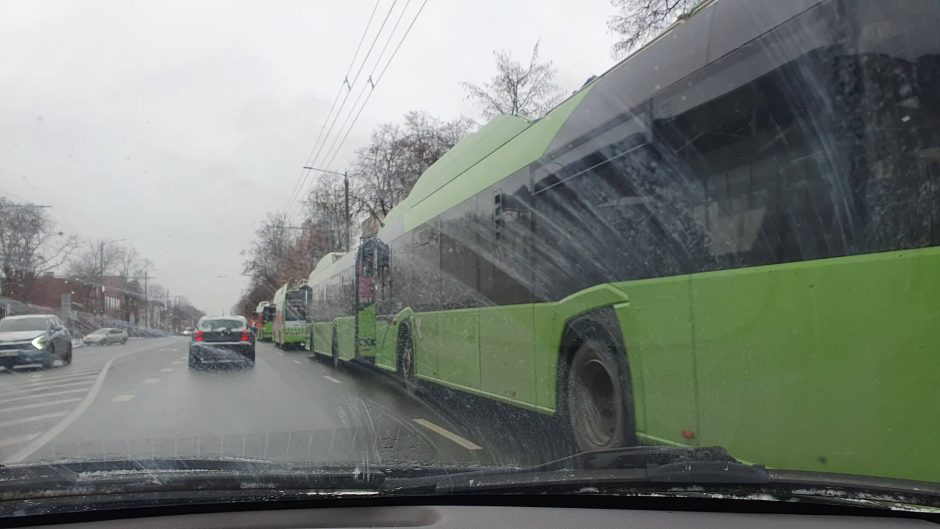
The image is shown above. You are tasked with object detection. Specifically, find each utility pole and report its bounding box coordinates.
[143,270,149,329]
[302,166,351,252]
[343,171,350,253]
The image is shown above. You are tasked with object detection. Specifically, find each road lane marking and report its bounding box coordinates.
[0,433,40,448]
[10,373,98,389]
[412,418,483,451]
[293,360,302,365]
[171,360,183,365]
[111,394,136,402]
[142,378,160,384]
[0,397,82,415]
[5,370,99,383]
[160,368,174,373]
[4,342,163,464]
[0,380,95,399]
[0,388,90,406]
[323,376,342,384]
[0,411,69,428]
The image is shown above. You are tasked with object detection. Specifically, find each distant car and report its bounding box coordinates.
[0,314,72,369]
[82,328,128,346]
[181,327,193,336]
[188,316,255,368]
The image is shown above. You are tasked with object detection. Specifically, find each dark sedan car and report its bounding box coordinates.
[0,314,72,370]
[188,316,255,369]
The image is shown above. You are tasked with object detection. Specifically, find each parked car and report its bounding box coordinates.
[181,327,193,336]
[82,328,128,346]
[0,314,73,369]
[188,316,254,368]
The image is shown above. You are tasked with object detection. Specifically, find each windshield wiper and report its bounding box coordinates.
[387,446,940,512]
[0,457,385,500]
[387,446,767,494]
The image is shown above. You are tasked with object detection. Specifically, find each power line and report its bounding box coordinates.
[320,0,431,171]
[282,1,381,211]
[287,0,399,219]
[286,1,399,218]
[316,0,414,172]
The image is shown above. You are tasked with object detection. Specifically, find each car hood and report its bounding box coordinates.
[0,331,45,343]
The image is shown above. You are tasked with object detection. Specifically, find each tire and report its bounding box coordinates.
[188,353,199,370]
[64,343,72,365]
[563,336,635,452]
[121,339,127,345]
[396,325,417,392]
[331,330,339,368]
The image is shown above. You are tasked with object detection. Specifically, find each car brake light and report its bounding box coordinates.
[241,331,250,342]
[195,330,203,341]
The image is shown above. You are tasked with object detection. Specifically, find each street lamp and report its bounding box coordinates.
[303,166,350,253]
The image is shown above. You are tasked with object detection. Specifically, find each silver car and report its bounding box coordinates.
[82,328,128,346]
[0,315,73,369]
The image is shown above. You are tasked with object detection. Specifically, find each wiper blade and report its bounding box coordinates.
[0,457,385,500]
[388,446,768,494]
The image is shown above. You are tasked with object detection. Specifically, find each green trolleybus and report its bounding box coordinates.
[272,283,311,350]
[306,0,940,483]
[254,301,275,342]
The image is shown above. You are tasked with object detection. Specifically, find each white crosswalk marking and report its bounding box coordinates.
[142,378,160,384]
[0,380,96,399]
[111,394,135,403]
[0,388,90,406]
[160,368,174,373]
[0,411,69,428]
[0,433,40,448]
[323,376,342,384]
[0,398,82,415]
[10,373,98,390]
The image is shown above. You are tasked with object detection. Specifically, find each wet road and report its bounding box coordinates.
[0,337,515,468]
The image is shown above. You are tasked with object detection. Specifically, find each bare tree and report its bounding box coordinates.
[462,42,563,120]
[0,199,79,300]
[240,212,308,300]
[608,0,702,59]
[352,110,475,220]
[303,178,348,254]
[66,240,129,314]
[115,246,151,322]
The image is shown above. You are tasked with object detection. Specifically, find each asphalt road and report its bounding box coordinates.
[0,337,532,469]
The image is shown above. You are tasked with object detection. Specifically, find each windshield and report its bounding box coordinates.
[0,317,49,333]
[198,319,245,331]
[0,0,938,518]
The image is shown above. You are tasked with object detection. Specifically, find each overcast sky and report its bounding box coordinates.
[0,0,618,313]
